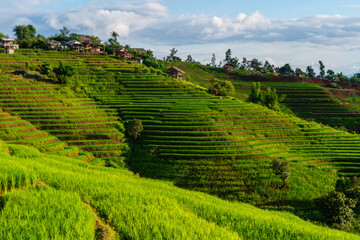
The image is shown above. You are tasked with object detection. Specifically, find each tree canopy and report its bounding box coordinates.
[247,82,285,111]
[13,24,37,40]
[53,61,75,84]
[126,118,144,141]
[271,158,290,189]
[208,78,235,97]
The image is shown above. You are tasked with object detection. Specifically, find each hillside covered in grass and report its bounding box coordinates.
[0,140,358,239]
[169,62,360,132]
[2,49,360,236]
[0,50,360,204]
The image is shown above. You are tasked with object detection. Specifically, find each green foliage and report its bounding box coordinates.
[126,118,144,141]
[315,191,357,230]
[0,188,95,239]
[336,177,360,204]
[13,24,36,40]
[306,66,316,78]
[208,78,235,97]
[319,61,325,78]
[272,158,291,189]
[224,49,239,68]
[247,82,262,104]
[166,48,181,62]
[0,33,9,39]
[0,142,357,239]
[53,61,75,84]
[278,63,294,75]
[108,31,121,49]
[247,82,285,111]
[40,62,53,75]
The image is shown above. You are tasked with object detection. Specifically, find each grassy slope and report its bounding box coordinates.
[171,62,360,131]
[2,50,359,204]
[0,141,358,239]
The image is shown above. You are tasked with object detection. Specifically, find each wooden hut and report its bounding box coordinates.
[47,41,62,50]
[65,40,85,53]
[167,66,185,79]
[223,64,233,73]
[113,48,131,59]
[0,38,19,54]
[131,56,143,64]
[83,42,102,53]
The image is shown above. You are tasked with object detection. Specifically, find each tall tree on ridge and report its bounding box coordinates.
[319,61,325,78]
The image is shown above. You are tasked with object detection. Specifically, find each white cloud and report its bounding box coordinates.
[347,5,360,9]
[1,0,360,74]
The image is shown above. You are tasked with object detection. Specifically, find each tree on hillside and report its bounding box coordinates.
[315,191,357,230]
[53,61,75,84]
[0,33,9,39]
[13,24,37,40]
[223,49,239,68]
[224,49,232,64]
[247,82,262,104]
[185,55,194,63]
[126,118,143,142]
[108,31,121,49]
[319,61,325,78]
[278,63,294,75]
[211,53,216,67]
[208,78,235,97]
[247,82,285,111]
[166,48,181,62]
[306,66,315,78]
[327,69,335,78]
[250,58,263,72]
[272,158,290,189]
[240,57,250,70]
[295,68,304,76]
[263,60,274,73]
[60,27,70,37]
[263,87,285,111]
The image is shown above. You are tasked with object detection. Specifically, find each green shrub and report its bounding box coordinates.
[315,191,357,231]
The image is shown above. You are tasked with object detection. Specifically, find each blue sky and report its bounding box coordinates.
[1,0,360,74]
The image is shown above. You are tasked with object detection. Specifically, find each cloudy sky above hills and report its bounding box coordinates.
[1,0,360,74]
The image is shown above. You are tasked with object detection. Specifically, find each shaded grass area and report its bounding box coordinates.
[0,141,358,239]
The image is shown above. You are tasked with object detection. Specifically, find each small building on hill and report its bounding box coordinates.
[0,38,19,54]
[113,48,131,59]
[167,66,185,79]
[79,36,92,42]
[223,64,233,73]
[83,42,102,53]
[132,56,143,64]
[65,40,84,53]
[132,48,147,54]
[47,40,62,50]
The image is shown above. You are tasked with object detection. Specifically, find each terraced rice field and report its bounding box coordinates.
[0,51,128,167]
[233,80,360,131]
[2,49,360,201]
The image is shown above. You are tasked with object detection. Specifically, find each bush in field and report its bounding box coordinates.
[271,158,290,189]
[208,78,235,97]
[247,82,285,111]
[53,61,75,84]
[40,62,53,75]
[247,82,262,104]
[315,191,357,231]
[126,118,143,142]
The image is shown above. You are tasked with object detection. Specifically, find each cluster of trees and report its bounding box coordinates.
[247,82,285,111]
[207,49,346,79]
[315,177,360,231]
[208,78,235,97]
[40,61,75,84]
